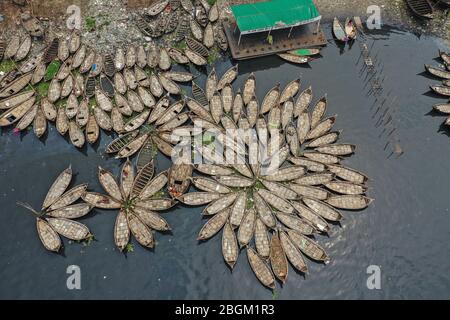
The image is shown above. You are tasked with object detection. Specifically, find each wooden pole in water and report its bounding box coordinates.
[238,32,242,46]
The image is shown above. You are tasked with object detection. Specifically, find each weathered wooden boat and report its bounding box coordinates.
[210,91,223,123]
[124,68,138,90]
[278,53,310,65]
[303,197,342,221]
[439,50,450,66]
[103,53,115,77]
[333,17,347,42]
[94,106,113,131]
[195,1,209,27]
[192,177,230,194]
[95,89,113,112]
[269,232,289,283]
[222,85,234,113]
[150,73,164,97]
[134,66,150,87]
[0,91,34,110]
[56,107,69,135]
[217,65,238,90]
[192,81,209,107]
[258,189,294,214]
[306,131,340,148]
[71,45,86,70]
[80,50,95,74]
[326,195,373,210]
[137,86,156,108]
[114,72,127,95]
[430,84,450,96]
[90,53,103,77]
[306,116,336,140]
[222,222,238,268]
[76,99,89,127]
[43,38,60,64]
[69,31,81,53]
[215,27,228,52]
[247,247,276,289]
[197,208,229,240]
[163,71,194,83]
[228,192,246,227]
[316,144,355,156]
[203,23,215,49]
[114,93,132,116]
[158,73,181,95]
[58,38,69,62]
[69,121,85,148]
[425,64,450,80]
[205,68,217,102]
[148,0,169,16]
[181,0,194,12]
[276,212,315,235]
[56,61,71,81]
[281,99,294,130]
[47,186,89,212]
[105,131,139,154]
[21,12,45,37]
[61,75,74,98]
[15,103,37,131]
[85,115,99,144]
[290,201,330,233]
[4,35,21,60]
[168,164,192,197]
[236,208,255,247]
[310,96,327,128]
[115,48,125,71]
[127,90,144,112]
[186,36,210,57]
[158,47,171,71]
[208,3,219,22]
[125,46,136,69]
[325,181,367,195]
[0,73,33,98]
[167,48,189,65]
[85,76,96,98]
[280,78,301,104]
[433,103,450,114]
[405,0,434,19]
[286,229,329,263]
[0,40,5,61]
[100,74,115,97]
[280,231,309,273]
[289,157,325,172]
[344,18,357,40]
[243,72,256,105]
[147,44,159,68]
[66,94,79,119]
[124,110,150,132]
[15,35,31,61]
[135,46,147,69]
[185,48,207,66]
[303,151,340,165]
[260,84,280,114]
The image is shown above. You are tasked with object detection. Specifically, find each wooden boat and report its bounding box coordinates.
[259,84,279,115]
[61,75,73,98]
[0,73,33,98]
[94,106,113,131]
[217,65,238,90]
[114,93,132,116]
[294,86,312,117]
[124,110,150,132]
[85,76,96,98]
[15,103,37,131]
[289,183,329,201]
[247,247,276,289]
[306,132,340,148]
[43,38,60,65]
[69,121,85,148]
[114,73,127,95]
[56,107,69,135]
[148,0,169,16]
[405,0,434,19]
[278,53,310,65]
[197,208,229,240]
[433,103,450,114]
[58,38,69,62]
[186,37,210,57]
[15,35,31,61]
[281,99,294,130]
[253,218,270,258]
[69,32,81,53]
[315,144,355,156]
[324,181,366,195]
[205,68,217,102]
[168,48,189,65]
[310,96,327,128]
[303,151,340,165]
[229,192,246,227]
[280,231,308,273]
[114,48,125,71]
[288,48,321,56]
[47,185,89,212]
[65,94,79,119]
[208,3,219,22]
[280,78,301,104]
[181,0,193,12]
[333,17,347,42]
[210,91,223,123]
[327,164,368,184]
[21,12,44,37]
[127,90,144,112]
[163,71,194,83]
[203,23,215,49]
[303,198,342,221]
[35,218,62,252]
[344,18,357,40]
[243,73,256,105]
[174,16,190,42]
[137,87,156,108]
[195,1,209,27]
[258,189,294,214]
[222,222,238,269]
[276,212,315,235]
[215,27,228,52]
[106,131,139,154]
[103,54,115,77]
[80,50,95,74]
[237,208,256,247]
[126,46,136,68]
[100,74,115,97]
[222,85,234,113]
[192,81,209,107]
[425,64,450,79]
[71,45,86,70]
[185,48,207,66]
[186,97,213,122]
[190,19,204,42]
[123,68,138,90]
[0,91,34,110]
[289,157,325,172]
[192,177,231,194]
[178,192,221,206]
[136,46,147,69]
[290,201,330,233]
[439,50,450,66]
[168,164,192,197]
[76,99,89,127]
[306,116,336,140]
[4,35,20,60]
[147,44,159,68]
[158,73,181,95]
[150,73,164,97]
[158,47,171,71]
[326,195,373,210]
[195,164,234,176]
[134,66,150,87]
[85,114,99,144]
[431,84,450,96]
[95,89,112,112]
[286,229,329,263]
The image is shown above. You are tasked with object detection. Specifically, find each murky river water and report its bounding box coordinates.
[0,26,449,299]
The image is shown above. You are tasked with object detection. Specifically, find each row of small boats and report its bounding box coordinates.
[425,51,450,127]
[333,17,357,42]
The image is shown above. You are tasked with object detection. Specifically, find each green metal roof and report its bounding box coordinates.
[231,0,321,34]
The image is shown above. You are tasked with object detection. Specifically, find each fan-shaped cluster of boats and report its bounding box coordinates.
[425,51,450,126]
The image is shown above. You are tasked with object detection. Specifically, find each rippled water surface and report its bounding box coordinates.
[1,26,449,299]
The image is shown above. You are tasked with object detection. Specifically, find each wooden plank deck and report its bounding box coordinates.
[223,21,327,60]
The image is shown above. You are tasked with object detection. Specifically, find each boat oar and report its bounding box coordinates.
[16,201,44,217]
